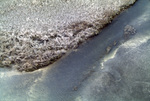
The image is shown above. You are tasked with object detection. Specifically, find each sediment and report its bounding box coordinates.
[0,0,136,72]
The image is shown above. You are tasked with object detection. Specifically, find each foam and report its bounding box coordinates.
[101,48,119,69]
[122,33,150,48]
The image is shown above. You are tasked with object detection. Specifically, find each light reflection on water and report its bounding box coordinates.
[1,0,150,101]
[75,0,150,100]
[77,33,150,101]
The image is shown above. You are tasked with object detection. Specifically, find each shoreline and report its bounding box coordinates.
[0,0,137,72]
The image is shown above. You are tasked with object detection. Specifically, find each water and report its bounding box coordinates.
[1,0,150,101]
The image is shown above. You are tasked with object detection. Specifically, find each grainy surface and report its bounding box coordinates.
[0,0,136,71]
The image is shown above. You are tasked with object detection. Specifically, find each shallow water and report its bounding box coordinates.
[1,0,150,101]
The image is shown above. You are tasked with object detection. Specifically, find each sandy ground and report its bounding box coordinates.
[0,0,136,71]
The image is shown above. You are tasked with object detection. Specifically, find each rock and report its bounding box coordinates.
[124,25,136,39]
[73,86,78,91]
[106,46,111,54]
[113,41,117,46]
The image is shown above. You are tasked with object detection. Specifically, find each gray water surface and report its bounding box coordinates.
[1,0,150,101]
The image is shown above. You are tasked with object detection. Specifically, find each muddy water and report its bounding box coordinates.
[0,0,150,101]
